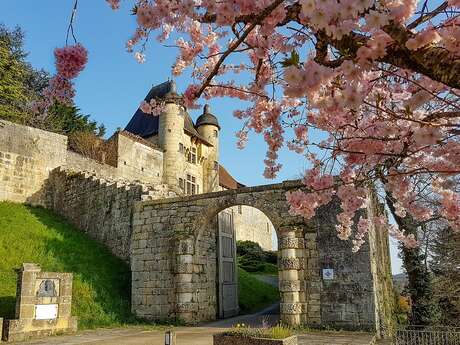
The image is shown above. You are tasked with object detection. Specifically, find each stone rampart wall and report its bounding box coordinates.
[41,168,144,261]
[0,121,166,208]
[0,121,67,204]
[65,151,120,180]
[40,168,177,262]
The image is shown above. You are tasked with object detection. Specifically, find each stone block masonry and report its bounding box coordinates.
[131,181,394,336]
[0,120,167,207]
[41,168,177,262]
[0,121,67,204]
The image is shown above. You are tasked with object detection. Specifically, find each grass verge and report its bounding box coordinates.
[0,202,134,329]
[238,267,279,314]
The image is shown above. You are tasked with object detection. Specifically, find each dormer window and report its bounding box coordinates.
[214,130,218,138]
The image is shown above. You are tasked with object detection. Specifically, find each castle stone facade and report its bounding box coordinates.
[124,80,275,249]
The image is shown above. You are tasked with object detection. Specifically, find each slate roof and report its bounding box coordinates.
[125,81,212,145]
[124,81,172,138]
[196,104,220,130]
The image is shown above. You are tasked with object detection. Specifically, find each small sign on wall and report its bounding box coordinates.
[322,268,334,280]
[35,304,58,320]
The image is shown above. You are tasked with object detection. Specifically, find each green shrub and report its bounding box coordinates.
[224,324,294,339]
[237,240,278,274]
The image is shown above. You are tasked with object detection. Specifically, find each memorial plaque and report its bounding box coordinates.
[35,304,58,320]
[36,279,58,297]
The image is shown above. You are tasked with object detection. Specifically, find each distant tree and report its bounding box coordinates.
[236,240,265,260]
[387,193,440,325]
[42,102,106,137]
[430,226,460,326]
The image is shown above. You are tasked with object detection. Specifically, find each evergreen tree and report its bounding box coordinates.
[42,102,106,137]
[0,26,31,123]
[430,226,460,326]
[386,194,440,325]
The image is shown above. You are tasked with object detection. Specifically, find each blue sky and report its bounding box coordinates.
[0,1,403,273]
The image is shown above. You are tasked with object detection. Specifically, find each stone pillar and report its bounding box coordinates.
[278,227,303,326]
[304,232,321,325]
[174,238,197,323]
[15,263,41,320]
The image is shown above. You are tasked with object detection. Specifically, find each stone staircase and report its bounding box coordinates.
[57,167,178,201]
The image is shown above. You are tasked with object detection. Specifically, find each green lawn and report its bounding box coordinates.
[0,202,134,329]
[238,267,279,314]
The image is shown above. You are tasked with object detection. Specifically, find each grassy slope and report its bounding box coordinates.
[238,267,279,314]
[0,202,134,329]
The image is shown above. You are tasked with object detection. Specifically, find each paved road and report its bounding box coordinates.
[204,302,280,328]
[12,327,376,345]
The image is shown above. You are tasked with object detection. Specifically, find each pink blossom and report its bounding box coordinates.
[106,0,120,10]
[134,52,146,64]
[294,125,308,141]
[54,44,88,79]
[183,84,200,109]
[388,225,419,248]
[406,28,441,51]
[365,10,390,30]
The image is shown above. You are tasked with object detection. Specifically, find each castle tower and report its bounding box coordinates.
[196,104,220,192]
[158,81,185,188]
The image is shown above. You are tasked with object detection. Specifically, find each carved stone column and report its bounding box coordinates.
[278,227,304,325]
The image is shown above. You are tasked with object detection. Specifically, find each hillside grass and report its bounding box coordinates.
[0,202,135,329]
[238,267,279,314]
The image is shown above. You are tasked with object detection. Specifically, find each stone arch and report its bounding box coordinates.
[183,187,312,325]
[192,200,282,253]
[130,181,393,335]
[192,201,281,321]
[191,181,307,246]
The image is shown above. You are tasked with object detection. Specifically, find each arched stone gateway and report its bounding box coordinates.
[130,180,394,337]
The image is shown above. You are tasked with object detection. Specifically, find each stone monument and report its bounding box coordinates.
[1,263,77,342]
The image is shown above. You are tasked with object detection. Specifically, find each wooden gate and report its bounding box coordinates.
[217,210,239,318]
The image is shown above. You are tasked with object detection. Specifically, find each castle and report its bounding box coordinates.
[0,81,394,334]
[123,80,276,250]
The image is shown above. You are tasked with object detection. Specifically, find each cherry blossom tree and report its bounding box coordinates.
[46,0,460,254]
